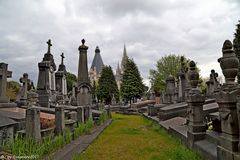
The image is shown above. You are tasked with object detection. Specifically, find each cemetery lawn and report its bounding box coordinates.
[74,113,202,160]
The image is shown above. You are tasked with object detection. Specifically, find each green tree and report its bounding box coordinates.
[96,66,119,104]
[6,80,21,102]
[120,58,144,103]
[149,54,189,92]
[233,20,240,83]
[66,72,77,92]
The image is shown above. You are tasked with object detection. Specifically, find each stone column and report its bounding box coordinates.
[76,106,84,124]
[55,105,65,134]
[26,107,41,142]
[216,40,240,160]
[186,61,206,148]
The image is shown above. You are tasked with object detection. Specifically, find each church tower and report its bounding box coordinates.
[89,46,104,84]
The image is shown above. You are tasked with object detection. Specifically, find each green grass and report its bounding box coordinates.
[4,118,95,159]
[74,113,202,160]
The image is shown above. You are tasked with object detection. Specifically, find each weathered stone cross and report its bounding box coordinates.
[0,63,12,102]
[61,52,65,64]
[20,73,31,100]
[47,39,52,53]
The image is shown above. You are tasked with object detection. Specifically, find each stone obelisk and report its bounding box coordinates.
[77,39,91,106]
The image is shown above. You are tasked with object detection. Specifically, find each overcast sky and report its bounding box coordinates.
[0,0,240,86]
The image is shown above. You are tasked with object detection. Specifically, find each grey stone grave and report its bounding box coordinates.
[0,63,16,107]
[26,107,41,142]
[17,73,32,106]
[37,39,57,108]
[55,53,68,105]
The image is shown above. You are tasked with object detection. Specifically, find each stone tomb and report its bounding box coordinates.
[37,39,57,108]
[0,63,16,107]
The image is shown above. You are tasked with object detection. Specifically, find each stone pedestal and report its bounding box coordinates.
[26,107,41,142]
[55,105,65,134]
[187,89,206,147]
[216,84,239,160]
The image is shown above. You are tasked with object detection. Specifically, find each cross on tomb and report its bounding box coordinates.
[0,63,12,102]
[61,52,65,64]
[19,73,31,100]
[47,39,52,53]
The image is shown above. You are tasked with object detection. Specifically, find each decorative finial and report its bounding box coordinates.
[78,38,88,51]
[61,52,65,64]
[81,39,85,45]
[187,60,199,88]
[47,39,52,53]
[222,40,232,51]
[218,40,239,84]
[95,46,100,53]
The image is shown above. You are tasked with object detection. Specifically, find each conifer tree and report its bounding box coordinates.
[233,20,240,83]
[97,65,119,104]
[120,58,144,103]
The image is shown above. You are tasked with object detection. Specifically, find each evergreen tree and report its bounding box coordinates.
[97,65,119,104]
[66,72,77,92]
[120,58,144,103]
[233,20,240,83]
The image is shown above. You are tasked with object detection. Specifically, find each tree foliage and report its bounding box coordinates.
[66,72,77,92]
[233,20,240,83]
[149,54,189,92]
[120,58,144,103]
[6,80,21,102]
[96,65,119,104]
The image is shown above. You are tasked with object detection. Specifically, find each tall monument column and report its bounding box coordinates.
[77,39,92,106]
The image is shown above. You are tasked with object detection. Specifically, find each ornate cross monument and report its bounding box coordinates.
[37,39,56,107]
[55,52,68,104]
[0,63,12,103]
[76,39,92,106]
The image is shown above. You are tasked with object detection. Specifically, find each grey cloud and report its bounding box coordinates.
[0,0,240,86]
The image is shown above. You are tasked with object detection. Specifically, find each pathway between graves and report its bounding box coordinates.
[74,113,201,160]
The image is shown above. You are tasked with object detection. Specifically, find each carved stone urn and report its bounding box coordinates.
[187,61,199,88]
[218,40,239,84]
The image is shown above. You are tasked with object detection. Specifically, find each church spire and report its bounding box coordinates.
[121,43,128,72]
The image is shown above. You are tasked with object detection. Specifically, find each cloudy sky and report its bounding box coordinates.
[0,0,240,86]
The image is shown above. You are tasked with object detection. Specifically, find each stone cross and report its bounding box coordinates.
[47,39,52,53]
[61,52,65,64]
[0,63,12,103]
[19,73,31,100]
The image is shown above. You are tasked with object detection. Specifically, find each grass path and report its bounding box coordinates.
[74,113,202,160]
